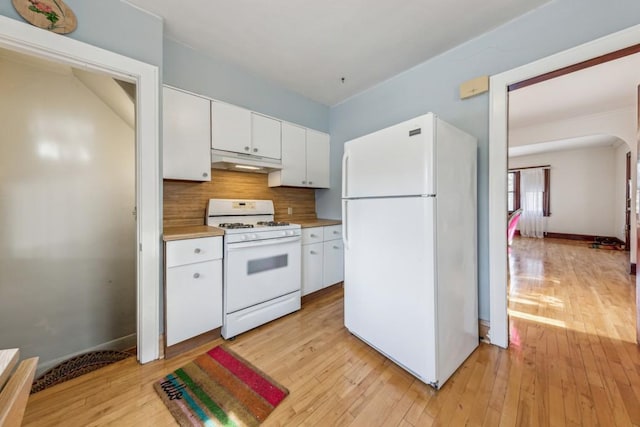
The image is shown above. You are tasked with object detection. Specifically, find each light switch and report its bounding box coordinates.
[459,75,489,99]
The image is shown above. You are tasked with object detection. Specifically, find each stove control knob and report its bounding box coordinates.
[251,234,258,240]
[241,235,248,241]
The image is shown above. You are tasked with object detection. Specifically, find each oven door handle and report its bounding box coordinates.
[226,236,301,251]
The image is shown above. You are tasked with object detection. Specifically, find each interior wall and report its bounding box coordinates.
[0,56,136,370]
[0,0,162,67]
[163,38,329,133]
[324,0,640,321]
[509,107,636,256]
[509,147,618,238]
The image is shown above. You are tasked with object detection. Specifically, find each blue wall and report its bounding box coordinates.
[321,0,640,320]
[0,0,163,67]
[163,38,330,133]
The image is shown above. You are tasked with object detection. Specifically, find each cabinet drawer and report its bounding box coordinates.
[166,259,223,346]
[302,227,324,245]
[323,225,343,241]
[166,236,222,268]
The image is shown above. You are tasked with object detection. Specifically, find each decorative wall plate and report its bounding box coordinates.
[12,0,77,34]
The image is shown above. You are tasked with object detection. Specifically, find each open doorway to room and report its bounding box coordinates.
[505,52,638,346]
[0,47,139,377]
[0,15,161,366]
[489,26,640,349]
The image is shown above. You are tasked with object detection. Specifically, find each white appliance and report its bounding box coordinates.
[342,113,478,389]
[206,199,302,339]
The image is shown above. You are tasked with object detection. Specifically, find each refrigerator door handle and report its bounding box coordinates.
[342,150,350,198]
[342,199,349,250]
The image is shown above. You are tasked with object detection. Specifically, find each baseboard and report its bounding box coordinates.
[479,320,490,344]
[542,232,623,244]
[301,282,343,305]
[165,328,221,359]
[631,263,636,275]
[36,333,137,376]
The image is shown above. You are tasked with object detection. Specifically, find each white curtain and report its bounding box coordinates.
[519,169,545,238]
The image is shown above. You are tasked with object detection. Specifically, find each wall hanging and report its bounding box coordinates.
[12,0,77,34]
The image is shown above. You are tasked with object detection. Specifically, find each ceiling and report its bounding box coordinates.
[508,52,640,156]
[124,0,550,106]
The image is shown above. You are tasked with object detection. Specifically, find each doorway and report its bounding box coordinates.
[0,15,161,363]
[489,23,640,348]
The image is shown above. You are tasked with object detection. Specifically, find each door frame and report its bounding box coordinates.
[489,23,640,348]
[0,16,161,363]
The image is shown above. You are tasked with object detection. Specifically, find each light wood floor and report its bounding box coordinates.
[22,237,640,426]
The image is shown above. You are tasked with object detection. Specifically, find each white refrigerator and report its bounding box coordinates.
[342,113,478,389]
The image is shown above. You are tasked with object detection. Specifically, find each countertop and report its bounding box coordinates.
[163,225,225,241]
[295,219,342,228]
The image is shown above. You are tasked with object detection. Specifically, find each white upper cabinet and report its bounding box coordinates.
[211,101,252,155]
[306,129,330,188]
[212,102,281,160]
[251,113,281,160]
[268,122,330,188]
[162,86,212,181]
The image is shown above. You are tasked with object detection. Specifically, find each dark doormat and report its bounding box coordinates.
[31,350,133,394]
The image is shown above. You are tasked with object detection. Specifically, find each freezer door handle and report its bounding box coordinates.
[342,150,350,198]
[342,200,349,250]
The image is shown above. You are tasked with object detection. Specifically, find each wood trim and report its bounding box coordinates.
[0,349,19,391]
[164,328,222,359]
[630,263,636,275]
[479,320,490,344]
[0,357,38,427]
[508,165,550,171]
[508,43,640,91]
[302,282,343,305]
[543,232,624,245]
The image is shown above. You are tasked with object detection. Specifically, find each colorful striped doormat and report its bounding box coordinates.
[154,345,289,426]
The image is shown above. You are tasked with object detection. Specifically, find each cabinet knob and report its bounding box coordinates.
[310,234,318,238]
[333,230,339,234]
[202,172,208,178]
[333,245,340,249]
[194,248,201,254]
[310,250,318,255]
[244,146,250,151]
[193,273,200,279]
[253,148,258,153]
[302,181,306,184]
[308,181,313,185]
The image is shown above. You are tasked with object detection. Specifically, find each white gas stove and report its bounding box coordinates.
[206,199,302,339]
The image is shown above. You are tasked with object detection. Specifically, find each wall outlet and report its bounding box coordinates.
[287,207,293,215]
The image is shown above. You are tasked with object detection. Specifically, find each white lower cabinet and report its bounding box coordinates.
[165,236,223,346]
[301,225,344,296]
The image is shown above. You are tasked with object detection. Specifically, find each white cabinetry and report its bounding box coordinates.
[268,123,330,188]
[211,102,281,160]
[162,86,212,181]
[301,225,344,296]
[322,225,344,287]
[165,236,223,346]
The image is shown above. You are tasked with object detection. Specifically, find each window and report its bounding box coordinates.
[508,168,550,216]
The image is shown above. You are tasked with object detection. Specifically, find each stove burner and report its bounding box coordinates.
[257,221,290,227]
[218,223,254,229]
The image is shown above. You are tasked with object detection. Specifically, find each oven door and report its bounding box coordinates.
[225,235,301,313]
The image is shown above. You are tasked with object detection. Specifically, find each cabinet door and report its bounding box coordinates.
[302,242,324,296]
[162,87,211,181]
[166,259,223,346]
[211,101,251,154]
[306,130,330,188]
[251,113,281,160]
[323,239,344,287]
[280,122,307,186]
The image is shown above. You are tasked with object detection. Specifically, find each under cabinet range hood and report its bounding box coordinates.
[211,149,283,173]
